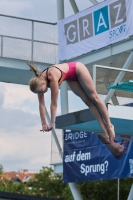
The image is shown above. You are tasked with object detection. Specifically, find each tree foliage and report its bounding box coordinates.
[0,164,4,175]
[26,166,67,198]
[0,165,132,200]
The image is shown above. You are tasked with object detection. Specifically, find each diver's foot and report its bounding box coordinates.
[102,132,110,142]
[107,124,115,142]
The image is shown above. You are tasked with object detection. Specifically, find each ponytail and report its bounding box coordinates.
[26,61,40,77]
[26,61,42,92]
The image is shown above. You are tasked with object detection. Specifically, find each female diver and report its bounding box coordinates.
[27,62,115,142]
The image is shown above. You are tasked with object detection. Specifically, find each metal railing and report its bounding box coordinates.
[0,14,58,64]
[92,64,133,104]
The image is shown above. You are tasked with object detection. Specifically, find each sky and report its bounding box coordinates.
[0,0,99,22]
[0,0,104,172]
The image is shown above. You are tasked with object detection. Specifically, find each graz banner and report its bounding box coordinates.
[63,104,133,183]
[58,0,133,61]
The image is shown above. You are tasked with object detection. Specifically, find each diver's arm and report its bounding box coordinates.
[49,79,59,129]
[38,93,49,131]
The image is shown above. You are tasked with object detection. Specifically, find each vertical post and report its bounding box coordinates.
[60,83,68,115]
[104,51,133,103]
[117,179,120,200]
[57,0,64,20]
[1,36,3,57]
[57,1,83,199]
[56,0,68,115]
[31,21,34,61]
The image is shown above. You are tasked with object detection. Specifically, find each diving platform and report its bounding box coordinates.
[107,80,133,92]
[55,104,133,136]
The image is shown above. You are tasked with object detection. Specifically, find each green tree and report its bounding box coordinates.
[27,166,66,198]
[76,178,132,200]
[0,165,132,200]
[61,184,73,200]
[0,164,4,175]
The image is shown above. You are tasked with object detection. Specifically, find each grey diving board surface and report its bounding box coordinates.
[56,105,133,136]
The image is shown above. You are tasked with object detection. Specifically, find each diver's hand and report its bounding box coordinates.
[40,123,54,132]
[40,123,49,132]
[47,123,54,131]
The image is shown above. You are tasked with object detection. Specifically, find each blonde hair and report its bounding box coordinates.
[26,61,42,92]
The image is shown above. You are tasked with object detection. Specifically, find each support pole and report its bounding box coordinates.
[127,184,133,200]
[69,183,83,200]
[103,78,119,105]
[117,179,120,200]
[89,0,98,5]
[60,82,68,115]
[104,51,133,104]
[69,0,79,13]
[57,1,83,199]
[57,0,64,20]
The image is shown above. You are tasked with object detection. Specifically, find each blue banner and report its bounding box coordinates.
[63,105,133,183]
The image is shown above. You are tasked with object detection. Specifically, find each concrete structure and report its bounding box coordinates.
[56,104,133,137]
